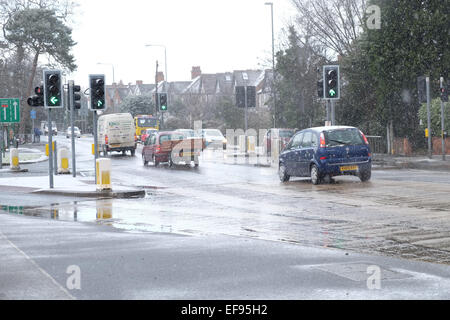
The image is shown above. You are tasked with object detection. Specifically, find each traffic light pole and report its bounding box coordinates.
[244,85,248,156]
[48,109,54,189]
[93,111,98,184]
[69,80,76,177]
[440,77,446,161]
[331,100,336,126]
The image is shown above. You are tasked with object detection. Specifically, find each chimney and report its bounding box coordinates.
[156,72,165,83]
[136,80,143,85]
[191,66,201,79]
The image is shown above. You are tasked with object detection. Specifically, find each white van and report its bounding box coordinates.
[98,113,137,156]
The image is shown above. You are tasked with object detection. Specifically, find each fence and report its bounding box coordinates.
[366,136,386,154]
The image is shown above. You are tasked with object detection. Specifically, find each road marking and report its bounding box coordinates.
[0,230,76,300]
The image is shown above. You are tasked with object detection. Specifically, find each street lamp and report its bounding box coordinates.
[96,62,115,84]
[265,2,276,128]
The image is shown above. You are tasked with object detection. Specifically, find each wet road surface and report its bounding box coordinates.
[2,137,450,265]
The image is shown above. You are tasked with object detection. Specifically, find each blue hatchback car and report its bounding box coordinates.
[279,126,372,184]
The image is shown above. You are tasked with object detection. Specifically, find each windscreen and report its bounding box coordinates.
[137,118,158,128]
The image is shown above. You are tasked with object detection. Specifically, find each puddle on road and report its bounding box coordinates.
[1,190,449,265]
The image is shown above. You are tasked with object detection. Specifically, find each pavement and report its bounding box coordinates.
[0,142,145,199]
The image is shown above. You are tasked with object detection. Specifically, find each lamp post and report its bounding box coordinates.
[145,44,168,129]
[265,2,276,128]
[145,44,167,84]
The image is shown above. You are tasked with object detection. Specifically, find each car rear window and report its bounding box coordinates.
[324,128,364,147]
[160,134,184,143]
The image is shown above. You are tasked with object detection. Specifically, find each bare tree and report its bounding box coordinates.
[291,0,367,58]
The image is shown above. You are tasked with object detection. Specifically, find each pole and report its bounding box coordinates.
[331,99,336,126]
[155,60,159,126]
[54,140,58,176]
[0,125,3,170]
[441,77,446,161]
[93,111,98,184]
[426,77,432,159]
[244,85,248,156]
[269,3,276,128]
[48,109,54,188]
[69,81,76,177]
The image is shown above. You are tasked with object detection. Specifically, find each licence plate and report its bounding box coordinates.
[340,165,358,172]
[110,144,120,148]
[181,152,194,157]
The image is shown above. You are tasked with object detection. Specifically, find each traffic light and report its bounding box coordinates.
[317,79,324,99]
[440,81,449,102]
[159,93,168,111]
[27,86,44,107]
[89,74,106,110]
[246,86,256,108]
[323,65,340,99]
[43,70,63,108]
[73,84,81,109]
[235,86,245,108]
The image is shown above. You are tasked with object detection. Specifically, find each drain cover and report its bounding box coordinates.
[313,262,413,282]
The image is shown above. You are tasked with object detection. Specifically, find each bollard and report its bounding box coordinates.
[247,136,256,153]
[96,200,113,220]
[10,148,20,171]
[57,148,71,174]
[96,158,111,191]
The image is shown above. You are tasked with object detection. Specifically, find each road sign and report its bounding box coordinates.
[30,110,36,119]
[0,98,20,123]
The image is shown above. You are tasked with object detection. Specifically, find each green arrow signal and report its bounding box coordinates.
[50,96,59,105]
[329,89,336,97]
[97,100,103,107]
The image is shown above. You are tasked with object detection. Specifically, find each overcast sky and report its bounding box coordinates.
[68,0,296,87]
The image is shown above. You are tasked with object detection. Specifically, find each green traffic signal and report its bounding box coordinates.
[329,89,336,97]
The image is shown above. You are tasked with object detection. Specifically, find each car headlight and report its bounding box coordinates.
[222,138,227,144]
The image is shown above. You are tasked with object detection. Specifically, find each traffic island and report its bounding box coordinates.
[33,186,146,199]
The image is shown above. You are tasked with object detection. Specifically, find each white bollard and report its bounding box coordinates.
[239,135,246,153]
[10,148,20,171]
[247,136,256,153]
[96,158,111,191]
[57,148,71,174]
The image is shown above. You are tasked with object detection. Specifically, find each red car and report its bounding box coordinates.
[142,131,203,167]
[141,129,158,144]
[263,128,296,155]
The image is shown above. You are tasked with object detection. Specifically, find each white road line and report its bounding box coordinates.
[0,230,76,300]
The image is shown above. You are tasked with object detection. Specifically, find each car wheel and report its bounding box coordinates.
[359,169,371,182]
[310,164,320,185]
[142,155,148,166]
[130,149,136,157]
[278,163,290,182]
[168,154,174,167]
[151,155,159,167]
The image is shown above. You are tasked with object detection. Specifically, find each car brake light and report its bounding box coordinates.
[368,153,371,157]
[105,135,108,145]
[135,134,137,142]
[319,132,326,148]
[360,130,369,145]
[320,156,327,160]
[155,146,161,153]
